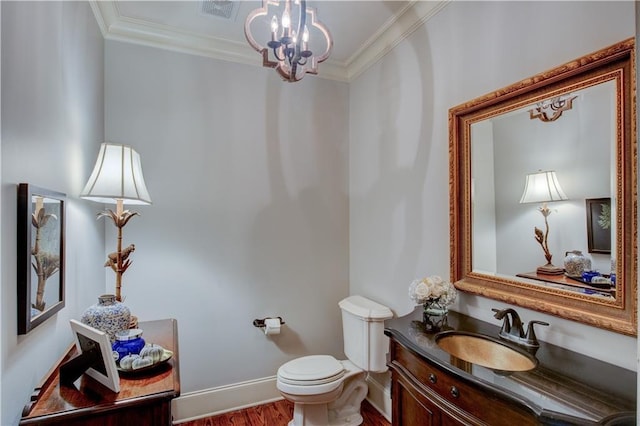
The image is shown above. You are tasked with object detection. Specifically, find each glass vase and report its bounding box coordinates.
[421,300,449,333]
[423,300,448,316]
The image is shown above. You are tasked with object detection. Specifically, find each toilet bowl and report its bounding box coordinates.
[276,296,393,426]
[277,356,367,426]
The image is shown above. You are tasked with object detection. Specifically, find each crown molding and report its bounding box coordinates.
[346,1,450,81]
[88,1,449,83]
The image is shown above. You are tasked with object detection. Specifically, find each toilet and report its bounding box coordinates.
[276,295,393,426]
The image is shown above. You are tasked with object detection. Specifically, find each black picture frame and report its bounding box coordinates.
[17,183,66,334]
[586,197,612,254]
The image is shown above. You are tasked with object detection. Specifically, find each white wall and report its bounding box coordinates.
[350,1,637,370]
[104,41,350,393]
[471,120,497,274]
[0,4,4,421]
[0,2,105,424]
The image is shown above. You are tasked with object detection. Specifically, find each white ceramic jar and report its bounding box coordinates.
[564,250,591,277]
[81,294,131,342]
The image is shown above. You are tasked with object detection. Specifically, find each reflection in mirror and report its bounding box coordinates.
[449,38,636,335]
[471,81,616,299]
[17,184,66,334]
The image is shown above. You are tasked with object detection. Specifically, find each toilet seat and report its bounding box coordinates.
[278,355,345,385]
[277,355,347,396]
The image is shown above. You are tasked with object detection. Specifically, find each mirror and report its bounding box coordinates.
[17,183,66,334]
[449,38,636,335]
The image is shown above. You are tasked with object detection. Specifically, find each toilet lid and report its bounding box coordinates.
[278,355,345,385]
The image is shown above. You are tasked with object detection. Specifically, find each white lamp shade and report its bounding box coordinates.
[519,170,568,204]
[81,143,152,205]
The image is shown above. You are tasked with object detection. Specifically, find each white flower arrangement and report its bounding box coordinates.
[408,275,457,307]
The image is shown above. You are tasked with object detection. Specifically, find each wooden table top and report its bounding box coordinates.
[20,318,180,424]
[515,271,615,296]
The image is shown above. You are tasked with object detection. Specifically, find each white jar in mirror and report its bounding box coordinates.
[564,251,591,277]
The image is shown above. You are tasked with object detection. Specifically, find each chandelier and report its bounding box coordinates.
[244,0,333,82]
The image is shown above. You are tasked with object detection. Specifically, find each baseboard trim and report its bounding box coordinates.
[171,376,282,424]
[366,375,392,422]
[171,374,392,424]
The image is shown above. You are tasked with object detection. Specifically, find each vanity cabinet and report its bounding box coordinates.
[385,310,636,426]
[389,338,536,426]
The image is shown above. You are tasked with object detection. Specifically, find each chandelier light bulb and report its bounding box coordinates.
[271,15,278,33]
[282,10,290,29]
[302,25,309,42]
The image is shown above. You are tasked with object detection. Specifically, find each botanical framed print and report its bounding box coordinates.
[17,183,65,334]
[585,197,612,254]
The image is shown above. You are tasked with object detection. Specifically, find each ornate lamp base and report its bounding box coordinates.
[536,263,564,275]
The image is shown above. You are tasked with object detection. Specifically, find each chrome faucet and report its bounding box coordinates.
[492,308,549,349]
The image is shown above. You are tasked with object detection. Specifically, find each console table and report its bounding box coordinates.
[20,318,180,425]
[516,271,615,297]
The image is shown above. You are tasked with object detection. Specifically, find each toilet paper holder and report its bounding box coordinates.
[253,317,285,328]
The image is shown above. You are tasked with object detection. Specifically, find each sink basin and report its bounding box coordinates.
[435,331,538,372]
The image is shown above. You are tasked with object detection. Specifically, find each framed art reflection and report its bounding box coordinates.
[17,183,65,334]
[586,198,612,254]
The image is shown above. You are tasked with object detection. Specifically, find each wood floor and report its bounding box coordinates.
[176,399,390,426]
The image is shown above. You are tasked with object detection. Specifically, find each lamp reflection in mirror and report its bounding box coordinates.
[520,170,568,275]
[80,143,152,302]
[244,0,332,82]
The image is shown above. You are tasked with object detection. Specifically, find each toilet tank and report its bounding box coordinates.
[338,295,393,373]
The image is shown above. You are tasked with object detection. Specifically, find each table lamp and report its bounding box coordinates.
[520,170,568,275]
[81,143,152,301]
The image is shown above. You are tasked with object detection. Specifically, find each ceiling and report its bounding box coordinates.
[89,0,449,82]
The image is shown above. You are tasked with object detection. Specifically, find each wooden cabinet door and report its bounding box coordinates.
[393,369,474,426]
[393,371,442,425]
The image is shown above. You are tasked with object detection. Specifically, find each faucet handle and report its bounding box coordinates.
[524,320,549,347]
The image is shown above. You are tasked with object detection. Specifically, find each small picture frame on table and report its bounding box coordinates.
[63,320,120,393]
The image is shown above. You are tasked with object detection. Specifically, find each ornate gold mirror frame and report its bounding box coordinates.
[449,38,637,335]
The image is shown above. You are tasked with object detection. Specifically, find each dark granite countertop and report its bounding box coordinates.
[384,308,636,424]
